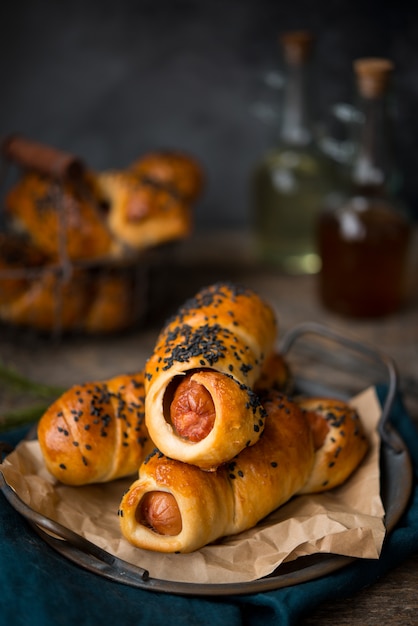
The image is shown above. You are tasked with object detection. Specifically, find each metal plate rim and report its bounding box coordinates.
[2,419,412,597]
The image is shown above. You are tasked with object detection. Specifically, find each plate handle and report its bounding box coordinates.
[278,321,402,453]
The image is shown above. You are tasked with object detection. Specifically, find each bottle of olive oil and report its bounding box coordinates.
[252,31,341,274]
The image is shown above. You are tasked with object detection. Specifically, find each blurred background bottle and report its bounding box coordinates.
[317,58,412,318]
[252,31,344,275]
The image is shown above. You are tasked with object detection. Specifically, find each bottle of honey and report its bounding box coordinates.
[317,58,412,317]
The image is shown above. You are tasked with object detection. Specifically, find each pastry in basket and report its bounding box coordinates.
[97,172,192,253]
[129,150,204,204]
[119,391,368,553]
[144,282,278,470]
[83,267,143,334]
[0,248,144,334]
[0,232,49,306]
[4,170,118,262]
[38,372,153,486]
[0,266,91,333]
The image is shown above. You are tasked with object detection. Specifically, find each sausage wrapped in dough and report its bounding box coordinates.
[119,392,314,553]
[144,282,278,469]
[38,372,153,485]
[119,393,369,553]
[297,397,369,494]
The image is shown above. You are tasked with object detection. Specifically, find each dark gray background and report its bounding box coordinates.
[1,0,416,231]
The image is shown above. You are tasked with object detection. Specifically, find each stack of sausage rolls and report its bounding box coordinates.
[37,281,369,553]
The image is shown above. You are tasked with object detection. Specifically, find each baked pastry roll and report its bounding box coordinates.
[97,172,192,253]
[82,267,144,334]
[253,350,293,396]
[119,392,369,553]
[119,392,315,553]
[129,150,205,204]
[0,232,49,306]
[0,267,91,332]
[38,372,153,485]
[5,171,117,262]
[144,282,278,469]
[297,397,369,494]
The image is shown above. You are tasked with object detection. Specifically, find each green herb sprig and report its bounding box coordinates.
[0,361,66,433]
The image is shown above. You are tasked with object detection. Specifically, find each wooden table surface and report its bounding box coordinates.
[1,231,417,624]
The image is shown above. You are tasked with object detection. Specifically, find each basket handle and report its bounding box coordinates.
[1,134,85,180]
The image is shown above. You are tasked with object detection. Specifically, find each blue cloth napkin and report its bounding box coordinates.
[1,387,417,626]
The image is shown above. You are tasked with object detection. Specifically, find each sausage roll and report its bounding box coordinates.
[5,171,117,262]
[82,267,144,334]
[119,392,315,553]
[0,232,49,306]
[0,267,91,333]
[119,392,369,553]
[129,150,205,204]
[253,350,293,396]
[38,372,153,485]
[297,397,369,494]
[97,171,192,253]
[144,282,278,469]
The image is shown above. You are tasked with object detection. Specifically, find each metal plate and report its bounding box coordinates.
[0,323,414,596]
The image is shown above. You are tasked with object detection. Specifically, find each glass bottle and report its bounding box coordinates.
[317,58,412,318]
[252,31,342,274]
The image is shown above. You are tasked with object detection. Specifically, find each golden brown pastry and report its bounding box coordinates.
[119,392,315,553]
[0,267,91,333]
[129,150,204,204]
[144,282,278,469]
[5,170,117,262]
[297,397,369,494]
[119,392,369,553]
[0,232,49,306]
[0,258,145,335]
[97,171,192,253]
[38,372,153,486]
[82,267,143,334]
[253,351,293,395]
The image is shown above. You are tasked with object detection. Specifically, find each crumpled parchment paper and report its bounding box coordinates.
[0,386,385,584]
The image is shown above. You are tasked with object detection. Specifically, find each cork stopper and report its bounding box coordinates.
[353,58,394,99]
[280,31,313,66]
